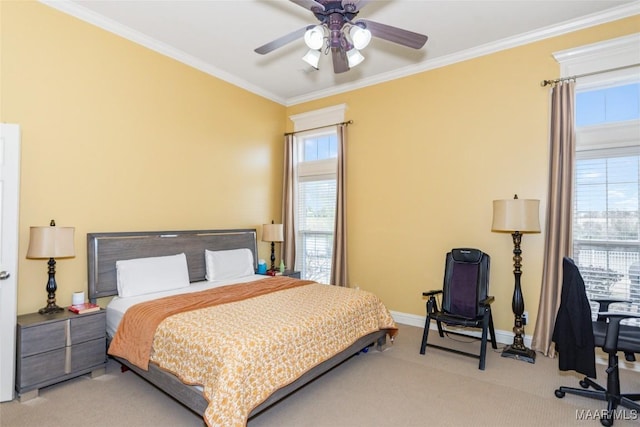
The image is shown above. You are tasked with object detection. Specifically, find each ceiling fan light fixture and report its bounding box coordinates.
[302,49,321,69]
[350,26,372,50]
[346,48,365,68]
[304,26,325,50]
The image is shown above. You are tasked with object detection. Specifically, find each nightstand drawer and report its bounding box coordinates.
[19,321,67,356]
[18,337,106,390]
[18,347,67,388]
[71,337,106,371]
[70,313,105,343]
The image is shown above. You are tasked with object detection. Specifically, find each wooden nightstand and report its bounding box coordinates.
[16,309,107,401]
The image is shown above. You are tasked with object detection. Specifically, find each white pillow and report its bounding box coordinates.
[116,253,190,298]
[205,248,255,282]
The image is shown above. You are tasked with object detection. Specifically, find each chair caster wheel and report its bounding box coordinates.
[600,416,613,427]
[554,389,565,398]
[579,379,590,388]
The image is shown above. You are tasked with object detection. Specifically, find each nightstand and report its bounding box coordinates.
[282,270,301,279]
[16,309,107,401]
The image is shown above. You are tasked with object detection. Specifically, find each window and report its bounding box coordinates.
[295,131,337,284]
[289,104,346,284]
[556,34,640,323]
[573,81,640,322]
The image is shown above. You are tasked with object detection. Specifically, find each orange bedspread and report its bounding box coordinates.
[109,277,397,427]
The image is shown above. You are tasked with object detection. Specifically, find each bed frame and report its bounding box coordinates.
[87,228,387,419]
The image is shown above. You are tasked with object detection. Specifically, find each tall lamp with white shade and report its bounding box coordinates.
[26,220,75,315]
[492,195,540,363]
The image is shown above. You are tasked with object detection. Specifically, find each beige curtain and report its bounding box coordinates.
[331,124,348,286]
[531,81,576,357]
[281,133,297,271]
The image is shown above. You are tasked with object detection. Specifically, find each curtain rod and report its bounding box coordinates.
[284,120,353,136]
[540,63,639,87]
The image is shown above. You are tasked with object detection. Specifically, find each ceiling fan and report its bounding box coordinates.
[254,0,428,73]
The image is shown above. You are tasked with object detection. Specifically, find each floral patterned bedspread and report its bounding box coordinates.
[111,278,397,427]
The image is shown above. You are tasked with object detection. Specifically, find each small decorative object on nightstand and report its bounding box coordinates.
[15,309,107,401]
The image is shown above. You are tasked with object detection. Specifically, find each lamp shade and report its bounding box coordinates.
[304,26,324,50]
[492,198,541,233]
[302,49,321,69]
[262,223,284,242]
[350,26,372,50]
[26,226,75,258]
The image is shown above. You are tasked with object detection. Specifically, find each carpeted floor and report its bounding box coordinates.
[1,324,639,426]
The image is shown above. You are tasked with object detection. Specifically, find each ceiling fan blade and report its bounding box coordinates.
[332,48,350,74]
[357,19,428,49]
[289,0,325,12]
[255,26,315,55]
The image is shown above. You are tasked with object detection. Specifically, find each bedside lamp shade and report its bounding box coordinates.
[262,223,284,243]
[27,226,75,259]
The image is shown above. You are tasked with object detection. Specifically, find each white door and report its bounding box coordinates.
[0,124,21,402]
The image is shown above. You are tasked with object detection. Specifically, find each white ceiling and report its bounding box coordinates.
[42,0,639,106]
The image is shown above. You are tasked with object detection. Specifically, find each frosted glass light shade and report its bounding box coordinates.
[350,26,372,50]
[346,48,365,68]
[302,49,321,69]
[304,26,324,50]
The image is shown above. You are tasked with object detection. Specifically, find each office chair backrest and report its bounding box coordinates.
[442,248,490,319]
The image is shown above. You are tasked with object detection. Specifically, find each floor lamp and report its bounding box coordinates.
[492,195,540,364]
[26,220,75,315]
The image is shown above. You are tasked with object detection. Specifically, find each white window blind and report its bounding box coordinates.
[296,177,336,284]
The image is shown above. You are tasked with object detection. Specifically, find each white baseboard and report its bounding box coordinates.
[392,310,640,372]
[390,310,532,347]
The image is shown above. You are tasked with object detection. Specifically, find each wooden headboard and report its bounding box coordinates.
[87,229,258,302]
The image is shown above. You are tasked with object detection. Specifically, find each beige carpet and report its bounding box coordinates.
[1,324,639,427]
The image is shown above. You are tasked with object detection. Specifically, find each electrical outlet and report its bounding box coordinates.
[522,311,528,326]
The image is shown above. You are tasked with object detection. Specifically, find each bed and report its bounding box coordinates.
[87,228,397,427]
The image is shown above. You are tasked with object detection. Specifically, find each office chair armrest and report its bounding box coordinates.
[597,311,640,320]
[593,298,632,313]
[596,311,640,354]
[480,296,495,306]
[422,290,443,297]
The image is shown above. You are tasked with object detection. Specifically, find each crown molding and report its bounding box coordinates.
[39,0,639,107]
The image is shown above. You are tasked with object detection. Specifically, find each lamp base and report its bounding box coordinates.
[501,344,536,364]
[39,303,63,315]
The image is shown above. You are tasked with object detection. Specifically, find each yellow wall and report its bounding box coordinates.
[285,17,640,332]
[1,1,638,334]
[1,2,286,314]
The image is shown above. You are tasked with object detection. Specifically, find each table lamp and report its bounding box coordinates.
[26,220,75,314]
[262,221,284,272]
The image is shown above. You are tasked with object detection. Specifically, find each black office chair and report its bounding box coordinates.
[553,257,640,426]
[420,248,497,370]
